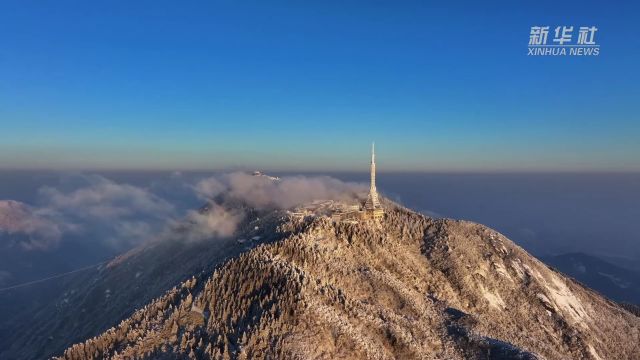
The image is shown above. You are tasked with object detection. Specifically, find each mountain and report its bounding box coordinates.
[50,200,640,359]
[597,255,640,273]
[0,199,291,360]
[542,253,640,306]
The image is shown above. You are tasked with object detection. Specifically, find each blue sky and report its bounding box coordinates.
[1,0,638,171]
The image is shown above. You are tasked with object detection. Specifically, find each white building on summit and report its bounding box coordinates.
[288,143,384,223]
[363,143,384,219]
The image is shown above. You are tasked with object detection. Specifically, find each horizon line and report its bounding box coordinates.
[0,167,638,175]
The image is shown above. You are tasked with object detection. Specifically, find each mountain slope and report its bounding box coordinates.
[55,203,640,359]
[0,202,289,360]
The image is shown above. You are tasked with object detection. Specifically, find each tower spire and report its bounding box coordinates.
[364,142,381,213]
[370,142,376,193]
[372,142,375,164]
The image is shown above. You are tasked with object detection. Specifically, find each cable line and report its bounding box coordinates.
[0,260,108,293]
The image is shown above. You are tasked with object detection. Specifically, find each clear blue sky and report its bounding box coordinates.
[1,0,638,171]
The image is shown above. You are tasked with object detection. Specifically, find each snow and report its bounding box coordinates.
[546,275,589,324]
[524,263,590,326]
[480,284,506,309]
[492,261,513,282]
[536,293,552,307]
[511,260,526,280]
[588,344,603,360]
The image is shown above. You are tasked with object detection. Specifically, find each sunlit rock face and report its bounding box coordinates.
[52,199,640,360]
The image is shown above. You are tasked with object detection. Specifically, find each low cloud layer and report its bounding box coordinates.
[0,200,65,250]
[195,172,366,209]
[38,175,175,248]
[40,175,174,220]
[0,172,366,250]
[187,172,365,240]
[1,175,176,250]
[183,205,246,241]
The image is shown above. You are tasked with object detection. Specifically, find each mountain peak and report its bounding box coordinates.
[55,205,640,360]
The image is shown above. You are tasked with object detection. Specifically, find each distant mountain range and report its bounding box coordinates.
[542,252,640,306]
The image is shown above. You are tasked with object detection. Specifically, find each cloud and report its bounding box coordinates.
[39,175,174,220]
[183,205,246,241]
[1,172,366,250]
[180,172,367,241]
[1,175,176,250]
[195,172,366,209]
[0,200,66,250]
[148,171,203,211]
[37,175,175,249]
[194,176,226,199]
